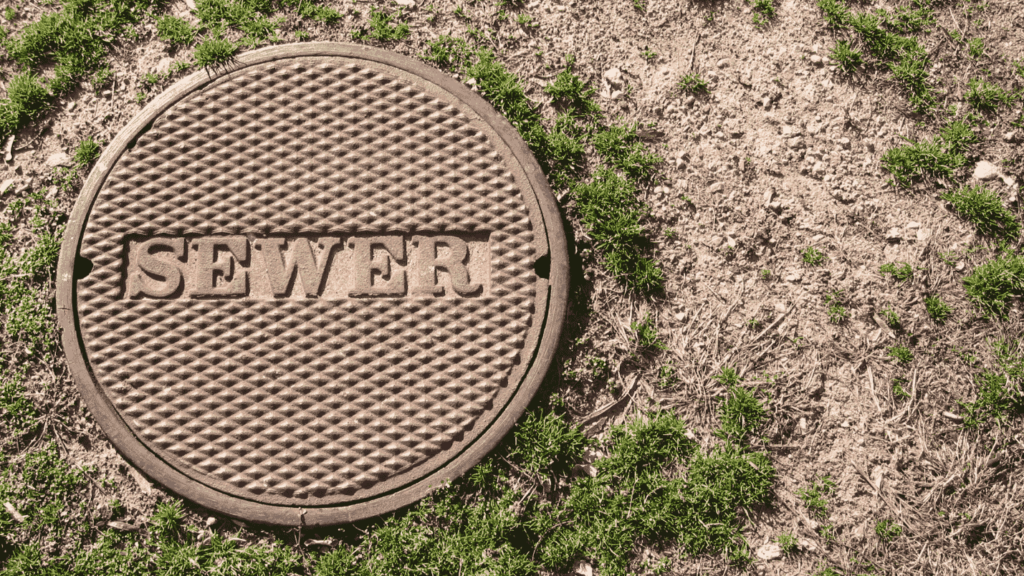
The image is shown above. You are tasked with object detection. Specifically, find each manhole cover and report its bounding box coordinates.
[57,43,567,525]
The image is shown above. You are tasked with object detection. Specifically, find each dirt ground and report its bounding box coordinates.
[2,0,1024,574]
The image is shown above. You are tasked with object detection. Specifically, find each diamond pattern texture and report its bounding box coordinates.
[76,58,539,505]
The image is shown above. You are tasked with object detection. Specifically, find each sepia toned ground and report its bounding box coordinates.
[1,0,1023,574]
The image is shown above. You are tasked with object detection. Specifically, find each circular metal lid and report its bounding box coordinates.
[58,43,567,525]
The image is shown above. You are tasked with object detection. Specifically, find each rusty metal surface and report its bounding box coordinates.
[57,44,567,525]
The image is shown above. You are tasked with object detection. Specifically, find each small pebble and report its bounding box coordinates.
[603,67,623,88]
[755,543,783,561]
[45,151,72,168]
[973,161,1000,181]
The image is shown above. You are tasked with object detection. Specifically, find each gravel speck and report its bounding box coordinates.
[972,161,1000,181]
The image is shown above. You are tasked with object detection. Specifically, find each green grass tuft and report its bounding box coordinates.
[796,475,837,521]
[821,0,936,112]
[941,184,1019,240]
[73,136,101,165]
[965,78,1013,112]
[352,6,410,42]
[421,35,473,71]
[749,0,776,27]
[571,168,662,293]
[968,37,985,58]
[881,127,970,188]
[631,313,666,351]
[677,72,709,94]
[149,500,185,543]
[544,114,587,190]
[888,345,914,364]
[880,261,914,282]
[156,15,195,46]
[193,0,283,48]
[556,411,769,573]
[657,363,678,387]
[880,1,935,33]
[817,0,850,28]
[508,409,588,478]
[0,370,40,444]
[0,73,50,140]
[963,253,1024,318]
[830,40,862,72]
[875,519,902,543]
[824,290,848,324]
[282,0,342,23]
[0,442,89,546]
[776,532,798,554]
[801,246,827,266]
[959,371,1020,429]
[592,123,662,184]
[938,119,978,154]
[714,366,742,387]
[714,382,768,444]
[193,35,237,67]
[887,48,935,112]
[929,295,950,323]
[958,339,1023,428]
[892,377,911,400]
[880,306,901,329]
[543,64,601,119]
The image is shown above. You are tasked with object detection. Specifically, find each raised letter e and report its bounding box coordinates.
[348,236,406,297]
[191,237,248,297]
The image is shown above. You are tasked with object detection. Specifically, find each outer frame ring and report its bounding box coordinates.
[56,42,568,526]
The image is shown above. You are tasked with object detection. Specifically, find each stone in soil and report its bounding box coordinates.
[972,161,1001,181]
[603,67,623,88]
[755,543,783,561]
[45,151,72,168]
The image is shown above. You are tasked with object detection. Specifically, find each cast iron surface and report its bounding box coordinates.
[57,43,568,526]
